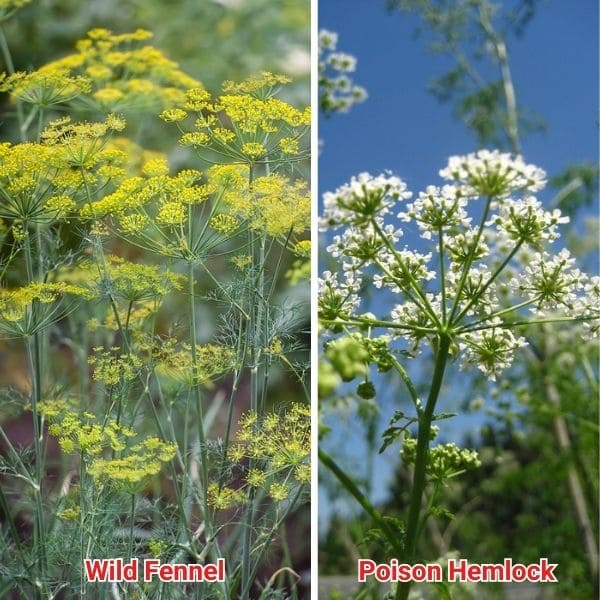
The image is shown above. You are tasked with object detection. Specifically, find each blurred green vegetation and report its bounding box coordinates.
[3,0,309,99]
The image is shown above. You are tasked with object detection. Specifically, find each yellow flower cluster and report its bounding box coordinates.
[160,73,309,165]
[39,400,135,455]
[1,69,90,107]
[88,347,143,386]
[0,115,128,224]
[231,255,252,270]
[87,301,157,333]
[208,405,310,510]
[217,94,310,135]
[222,72,291,96]
[286,258,311,286]
[88,255,184,302]
[207,482,245,510]
[210,168,310,238]
[210,213,239,235]
[0,282,93,330]
[57,506,81,522]
[41,114,126,170]
[40,401,177,489]
[87,437,177,489]
[153,339,236,386]
[285,240,311,285]
[268,482,289,502]
[80,164,212,247]
[230,403,310,475]
[13,29,201,113]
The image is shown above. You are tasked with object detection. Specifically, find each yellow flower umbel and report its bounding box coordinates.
[1,69,91,108]
[0,282,93,338]
[87,255,185,303]
[12,29,201,113]
[0,115,128,227]
[87,437,177,491]
[207,483,245,510]
[215,406,310,511]
[153,339,236,387]
[237,403,310,469]
[286,240,311,285]
[207,166,310,241]
[161,72,309,168]
[88,347,143,386]
[40,401,177,491]
[80,164,221,260]
[39,401,135,456]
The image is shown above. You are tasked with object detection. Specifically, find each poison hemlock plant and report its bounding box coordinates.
[318,151,599,600]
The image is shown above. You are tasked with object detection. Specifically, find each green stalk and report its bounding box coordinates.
[127,494,135,562]
[438,226,447,323]
[79,455,86,599]
[395,334,451,600]
[241,164,261,600]
[188,258,211,532]
[24,229,47,597]
[186,222,227,599]
[447,196,493,324]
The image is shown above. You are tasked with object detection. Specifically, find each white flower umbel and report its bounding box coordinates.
[320,172,411,231]
[318,269,362,323]
[489,196,569,247]
[374,249,435,294]
[574,276,600,339]
[398,185,471,240]
[459,322,527,381]
[318,29,338,51]
[445,229,490,269]
[327,220,402,265]
[511,248,585,311]
[440,149,546,198]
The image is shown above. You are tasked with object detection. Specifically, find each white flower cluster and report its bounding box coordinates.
[318,30,367,115]
[459,322,527,381]
[439,149,547,197]
[320,171,412,230]
[398,185,471,239]
[489,196,569,247]
[319,151,598,381]
[318,269,362,322]
[511,248,586,311]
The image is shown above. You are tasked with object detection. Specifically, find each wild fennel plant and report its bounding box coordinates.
[0,22,310,599]
[318,151,599,599]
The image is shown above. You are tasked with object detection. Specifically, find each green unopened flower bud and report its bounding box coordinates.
[357,380,376,399]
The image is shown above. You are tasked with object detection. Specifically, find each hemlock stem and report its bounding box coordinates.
[396,334,451,600]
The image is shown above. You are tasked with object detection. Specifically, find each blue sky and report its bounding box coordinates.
[319,0,598,197]
[318,0,599,529]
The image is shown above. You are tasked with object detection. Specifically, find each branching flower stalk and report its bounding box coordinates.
[318,152,599,600]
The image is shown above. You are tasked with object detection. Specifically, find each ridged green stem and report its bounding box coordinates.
[396,334,451,600]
